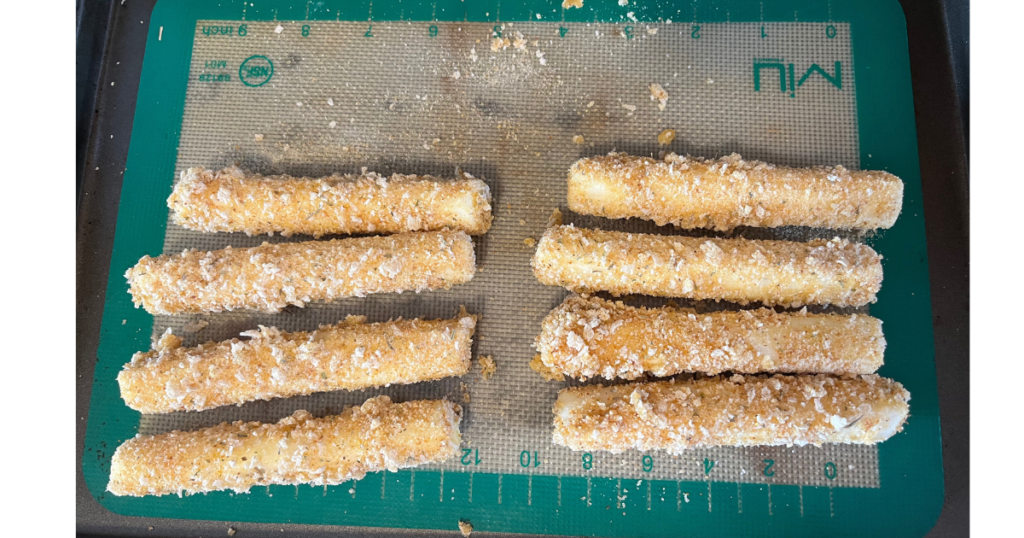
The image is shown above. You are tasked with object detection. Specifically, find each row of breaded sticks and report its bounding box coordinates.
[528,153,910,455]
[111,166,493,497]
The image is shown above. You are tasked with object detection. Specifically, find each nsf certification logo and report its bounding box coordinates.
[239,55,273,87]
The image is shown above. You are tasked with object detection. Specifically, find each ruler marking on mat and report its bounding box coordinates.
[707,479,713,513]
[676,482,681,512]
[409,470,415,502]
[829,486,835,517]
[528,475,533,506]
[440,469,445,503]
[799,485,804,517]
[647,480,652,511]
[557,476,562,507]
[469,472,473,503]
[586,477,592,507]
[767,484,773,516]
[498,474,503,504]
[616,479,623,510]
[737,483,743,514]
[380,474,385,499]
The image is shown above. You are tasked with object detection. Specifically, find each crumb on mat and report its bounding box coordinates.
[478,355,497,380]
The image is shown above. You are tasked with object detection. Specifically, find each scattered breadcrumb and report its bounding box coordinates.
[619,0,629,5]
[563,0,583,8]
[586,101,595,108]
[491,37,510,51]
[658,128,676,145]
[547,208,563,227]
[530,354,565,381]
[459,520,473,536]
[524,238,536,247]
[182,319,208,333]
[519,219,527,225]
[572,134,585,144]
[513,32,528,50]
[227,528,236,536]
[253,134,264,142]
[274,25,283,33]
[647,27,658,35]
[649,83,669,110]
[478,355,497,380]
[327,98,334,106]
[461,382,471,403]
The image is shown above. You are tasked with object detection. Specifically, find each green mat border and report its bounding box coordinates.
[83,1,943,536]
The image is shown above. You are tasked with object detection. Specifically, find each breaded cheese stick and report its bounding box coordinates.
[126,230,476,314]
[552,374,909,453]
[536,295,884,380]
[120,311,477,414]
[168,166,492,237]
[107,396,461,497]
[531,226,882,307]
[568,153,903,231]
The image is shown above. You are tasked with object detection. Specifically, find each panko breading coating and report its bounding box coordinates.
[108,396,461,497]
[120,311,477,414]
[168,166,492,237]
[535,295,884,380]
[531,226,882,307]
[568,153,904,231]
[126,230,476,314]
[552,374,909,453]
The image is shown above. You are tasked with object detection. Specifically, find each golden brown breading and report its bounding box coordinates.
[536,295,884,379]
[120,312,477,414]
[552,374,909,453]
[568,153,903,230]
[107,396,462,497]
[126,230,476,314]
[168,166,492,237]
[531,226,882,307]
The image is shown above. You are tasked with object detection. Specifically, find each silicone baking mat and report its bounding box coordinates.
[83,1,943,536]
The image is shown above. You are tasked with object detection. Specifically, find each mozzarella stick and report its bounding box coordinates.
[535,295,884,379]
[568,153,903,231]
[552,374,909,453]
[168,166,492,237]
[531,226,882,307]
[120,311,476,414]
[126,230,476,314]
[107,396,461,497]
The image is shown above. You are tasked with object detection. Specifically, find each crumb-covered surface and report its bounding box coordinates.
[553,374,909,453]
[168,166,493,237]
[107,396,462,497]
[568,153,903,231]
[536,295,884,380]
[120,313,477,413]
[532,225,883,307]
[126,231,476,314]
